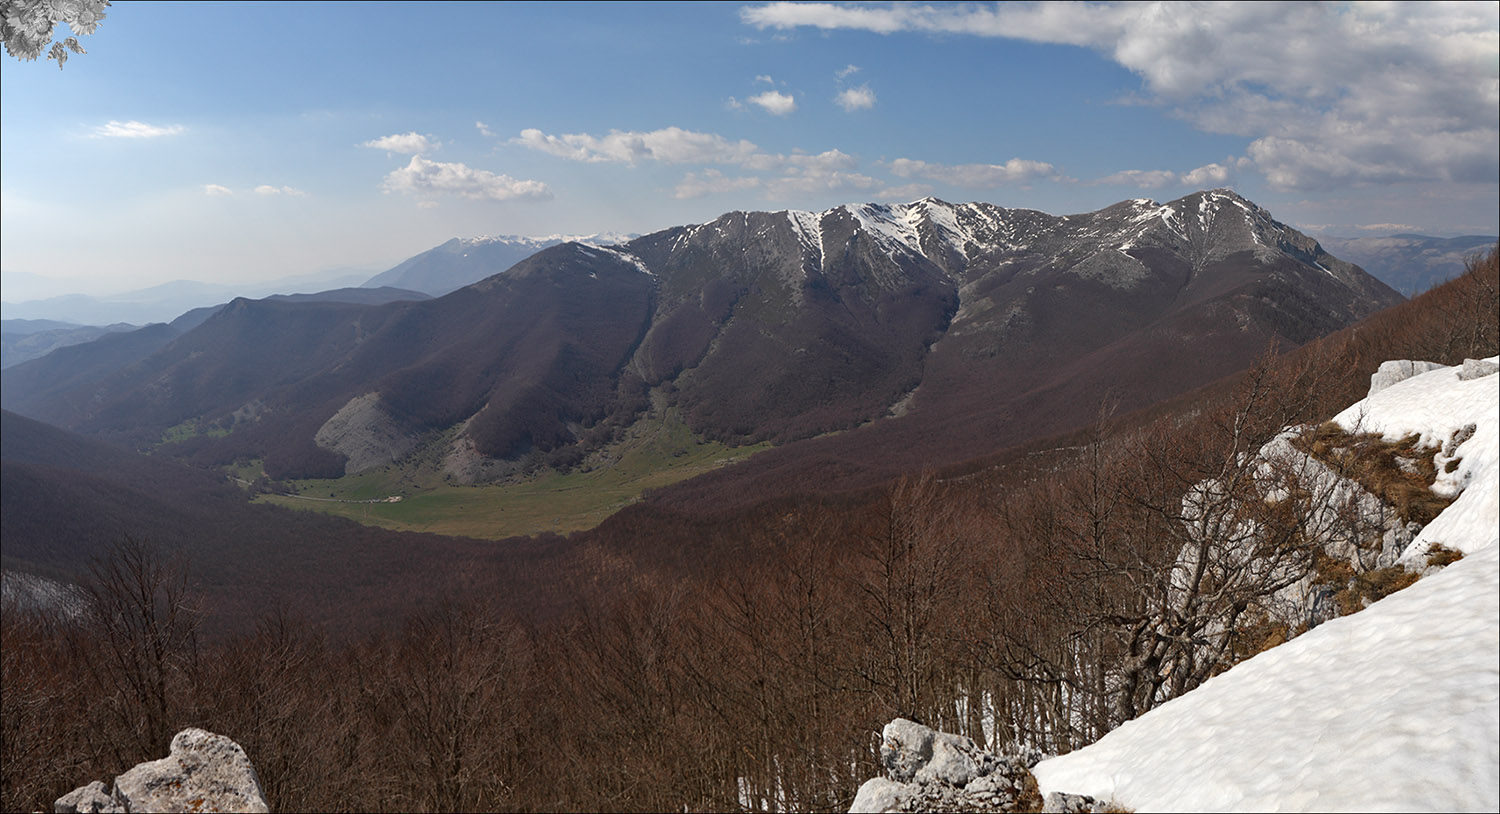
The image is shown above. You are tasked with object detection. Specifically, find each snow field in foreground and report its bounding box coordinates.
[1032,359,1500,812]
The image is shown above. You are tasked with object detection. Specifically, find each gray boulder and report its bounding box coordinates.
[850,777,915,813]
[1368,360,1445,396]
[53,781,117,814]
[1458,357,1498,381]
[1043,790,1103,813]
[55,728,268,813]
[851,718,1044,813]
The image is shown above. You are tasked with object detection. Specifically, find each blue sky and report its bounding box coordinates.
[2,1,1496,298]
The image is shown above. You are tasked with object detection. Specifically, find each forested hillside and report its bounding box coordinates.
[3,247,1491,813]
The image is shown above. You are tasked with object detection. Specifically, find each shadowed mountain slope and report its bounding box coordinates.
[0,409,581,634]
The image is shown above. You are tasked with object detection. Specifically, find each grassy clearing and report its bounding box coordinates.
[161,418,229,444]
[252,410,768,540]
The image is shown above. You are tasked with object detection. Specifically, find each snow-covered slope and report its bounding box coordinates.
[1032,358,1500,812]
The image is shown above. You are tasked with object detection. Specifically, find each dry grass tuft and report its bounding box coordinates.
[1334,566,1420,615]
[1425,543,1465,568]
[1295,423,1454,526]
[1015,771,1045,812]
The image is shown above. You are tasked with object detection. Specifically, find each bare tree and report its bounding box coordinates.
[855,472,969,723]
[80,537,201,764]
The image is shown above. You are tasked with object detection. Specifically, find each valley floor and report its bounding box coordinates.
[250,409,768,540]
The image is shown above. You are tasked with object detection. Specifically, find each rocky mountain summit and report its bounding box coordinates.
[55,728,268,813]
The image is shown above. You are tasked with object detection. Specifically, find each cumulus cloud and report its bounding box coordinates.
[888,157,1058,187]
[835,85,876,112]
[1095,161,1235,189]
[765,168,881,198]
[1180,162,1233,187]
[514,126,761,165]
[836,63,861,79]
[754,74,776,85]
[92,120,184,139]
[254,185,306,197]
[1094,169,1179,189]
[878,182,938,201]
[202,184,233,196]
[748,89,798,115]
[360,132,438,155]
[381,156,551,201]
[674,169,764,199]
[743,2,1500,192]
[671,148,879,200]
[476,121,495,137]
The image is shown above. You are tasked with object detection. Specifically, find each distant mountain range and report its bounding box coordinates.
[0,268,380,326]
[1,321,138,369]
[2,190,1402,490]
[362,233,635,296]
[1315,234,1496,296]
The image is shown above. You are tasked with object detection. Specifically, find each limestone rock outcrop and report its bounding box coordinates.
[55,728,268,813]
[849,718,1104,813]
[1368,359,1445,396]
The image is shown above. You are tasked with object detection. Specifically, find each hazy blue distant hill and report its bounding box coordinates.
[1318,234,1496,295]
[0,269,377,325]
[1,321,139,368]
[1,318,89,335]
[363,234,634,296]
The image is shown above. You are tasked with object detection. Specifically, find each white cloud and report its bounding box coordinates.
[514,125,898,202]
[754,74,776,85]
[202,184,233,196]
[1094,169,1180,189]
[476,121,495,138]
[360,132,438,155]
[1095,161,1237,189]
[744,2,1500,192]
[381,156,551,201]
[1180,162,1233,187]
[745,148,860,174]
[254,185,306,197]
[748,90,798,115]
[513,126,761,165]
[674,169,763,199]
[92,120,184,139]
[765,168,881,198]
[835,85,876,112]
[878,182,937,201]
[672,148,880,200]
[836,63,861,79]
[888,157,1058,187]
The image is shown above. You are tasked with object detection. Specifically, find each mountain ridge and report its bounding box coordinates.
[2,191,1401,497]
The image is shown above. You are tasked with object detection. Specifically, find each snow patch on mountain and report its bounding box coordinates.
[784,209,826,273]
[457,232,633,250]
[582,245,655,276]
[846,202,927,260]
